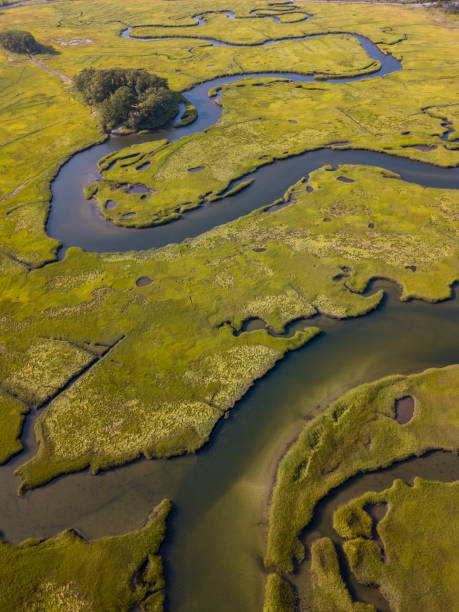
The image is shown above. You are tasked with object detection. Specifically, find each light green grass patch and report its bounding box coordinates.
[309,537,373,612]
[263,573,296,612]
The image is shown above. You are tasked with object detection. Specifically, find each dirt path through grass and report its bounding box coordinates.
[29,58,73,84]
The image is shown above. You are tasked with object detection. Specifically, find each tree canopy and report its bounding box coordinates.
[0,30,44,55]
[74,67,180,132]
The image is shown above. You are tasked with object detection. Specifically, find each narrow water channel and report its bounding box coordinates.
[0,283,457,611]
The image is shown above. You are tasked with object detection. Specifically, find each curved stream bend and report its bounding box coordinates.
[120,8,310,31]
[46,33,428,254]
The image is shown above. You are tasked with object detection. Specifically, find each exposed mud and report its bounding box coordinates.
[394,395,415,424]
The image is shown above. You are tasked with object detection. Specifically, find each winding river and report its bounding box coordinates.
[47,30,459,254]
[3,12,459,612]
[120,8,310,30]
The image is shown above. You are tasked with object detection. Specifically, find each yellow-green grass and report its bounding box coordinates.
[264,537,369,612]
[263,573,296,612]
[0,0,398,92]
[0,0,458,258]
[0,498,170,611]
[93,66,459,227]
[307,537,372,612]
[335,479,459,612]
[92,61,459,227]
[265,364,459,573]
[263,536,373,612]
[0,54,102,266]
[0,390,29,463]
[1,165,456,490]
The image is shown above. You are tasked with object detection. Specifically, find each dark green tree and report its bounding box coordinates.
[73,67,178,132]
[99,86,135,130]
[0,30,44,54]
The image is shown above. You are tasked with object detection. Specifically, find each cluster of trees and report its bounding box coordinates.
[440,0,459,13]
[0,29,45,54]
[74,67,179,132]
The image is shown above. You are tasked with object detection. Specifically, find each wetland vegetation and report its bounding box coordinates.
[265,365,459,610]
[0,0,457,610]
[0,499,170,611]
[8,165,458,492]
[335,479,459,612]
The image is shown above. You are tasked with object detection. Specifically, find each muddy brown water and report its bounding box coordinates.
[0,282,458,612]
[394,395,415,424]
[365,501,388,523]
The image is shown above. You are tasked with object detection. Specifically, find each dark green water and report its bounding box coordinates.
[0,282,457,611]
